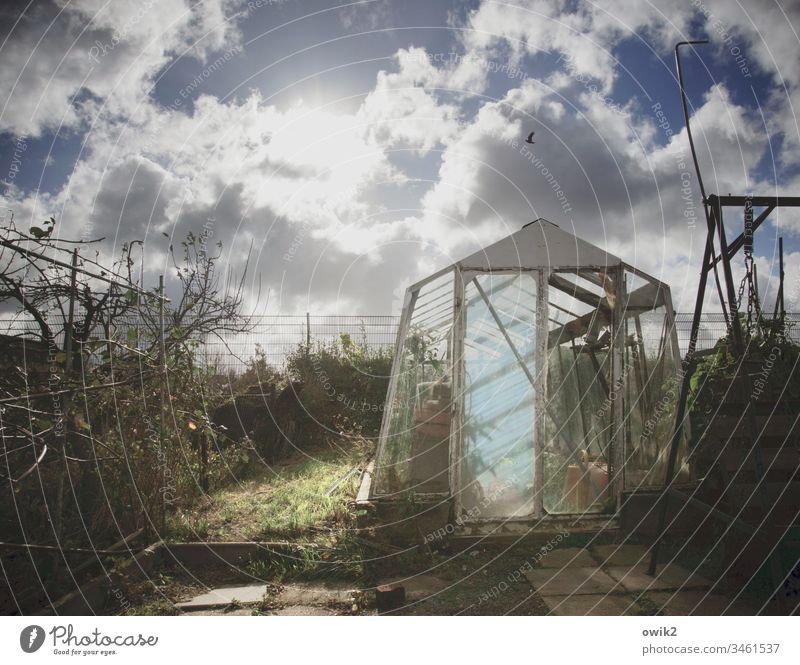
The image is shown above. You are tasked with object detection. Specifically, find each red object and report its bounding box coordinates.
[414,404,450,440]
[563,461,609,511]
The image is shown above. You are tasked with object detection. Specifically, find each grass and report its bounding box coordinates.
[125,598,180,616]
[166,436,371,543]
[133,432,649,615]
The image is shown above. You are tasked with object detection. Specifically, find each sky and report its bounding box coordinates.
[1,0,799,316]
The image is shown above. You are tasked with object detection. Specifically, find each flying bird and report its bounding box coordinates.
[525,131,535,144]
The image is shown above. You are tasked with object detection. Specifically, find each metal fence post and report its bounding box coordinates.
[53,248,79,578]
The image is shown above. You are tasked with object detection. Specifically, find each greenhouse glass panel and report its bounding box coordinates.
[460,272,537,519]
[544,270,614,514]
[373,270,454,495]
[622,271,688,488]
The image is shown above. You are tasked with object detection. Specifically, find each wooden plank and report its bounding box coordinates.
[548,273,609,311]
[356,460,375,505]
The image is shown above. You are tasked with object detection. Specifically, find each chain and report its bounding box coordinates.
[737,197,763,339]
[736,262,747,313]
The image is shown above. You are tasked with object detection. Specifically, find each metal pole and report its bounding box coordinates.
[675,39,732,331]
[779,237,785,326]
[675,40,710,203]
[714,200,744,350]
[648,40,711,576]
[648,222,714,575]
[158,275,167,535]
[306,311,311,353]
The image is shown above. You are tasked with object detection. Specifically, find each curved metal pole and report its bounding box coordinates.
[647,40,710,577]
[676,40,731,328]
[675,40,709,202]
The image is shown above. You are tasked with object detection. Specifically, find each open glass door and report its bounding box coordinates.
[459,272,537,519]
[544,269,616,515]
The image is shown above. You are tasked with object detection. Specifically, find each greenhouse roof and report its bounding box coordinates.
[456,218,622,272]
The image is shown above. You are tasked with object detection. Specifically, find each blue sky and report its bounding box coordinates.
[1,0,799,314]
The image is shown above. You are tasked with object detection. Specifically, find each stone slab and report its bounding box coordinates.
[536,547,596,568]
[648,591,754,616]
[279,581,355,606]
[592,544,650,567]
[176,584,267,610]
[524,566,620,596]
[544,593,641,616]
[606,563,711,593]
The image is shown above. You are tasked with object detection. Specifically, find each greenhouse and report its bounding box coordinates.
[362,219,688,535]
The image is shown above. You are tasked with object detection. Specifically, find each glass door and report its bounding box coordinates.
[544,269,616,514]
[459,272,538,519]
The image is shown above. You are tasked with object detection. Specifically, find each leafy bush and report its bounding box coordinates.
[0,224,255,608]
[689,321,800,420]
[285,331,392,441]
[224,344,284,396]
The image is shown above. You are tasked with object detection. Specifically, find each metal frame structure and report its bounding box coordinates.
[646,42,800,612]
[647,195,800,578]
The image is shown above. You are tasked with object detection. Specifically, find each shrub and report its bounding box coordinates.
[285,331,392,442]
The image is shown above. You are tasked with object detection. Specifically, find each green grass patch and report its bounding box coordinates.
[167,437,371,543]
[125,598,180,616]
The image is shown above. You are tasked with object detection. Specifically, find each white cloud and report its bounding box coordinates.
[0,0,241,137]
[358,48,462,154]
[3,0,800,317]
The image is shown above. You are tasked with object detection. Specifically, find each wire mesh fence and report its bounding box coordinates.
[2,312,799,374]
[197,314,401,374]
[672,312,800,354]
[0,314,401,374]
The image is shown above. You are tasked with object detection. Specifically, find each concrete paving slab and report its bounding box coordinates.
[544,593,642,616]
[176,584,267,610]
[592,544,650,567]
[537,547,596,568]
[279,581,355,606]
[648,591,754,616]
[524,566,620,596]
[606,563,711,593]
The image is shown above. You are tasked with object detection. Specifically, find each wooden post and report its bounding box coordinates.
[53,249,79,579]
[200,432,208,493]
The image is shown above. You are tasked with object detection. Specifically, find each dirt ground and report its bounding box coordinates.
[117,439,792,616]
